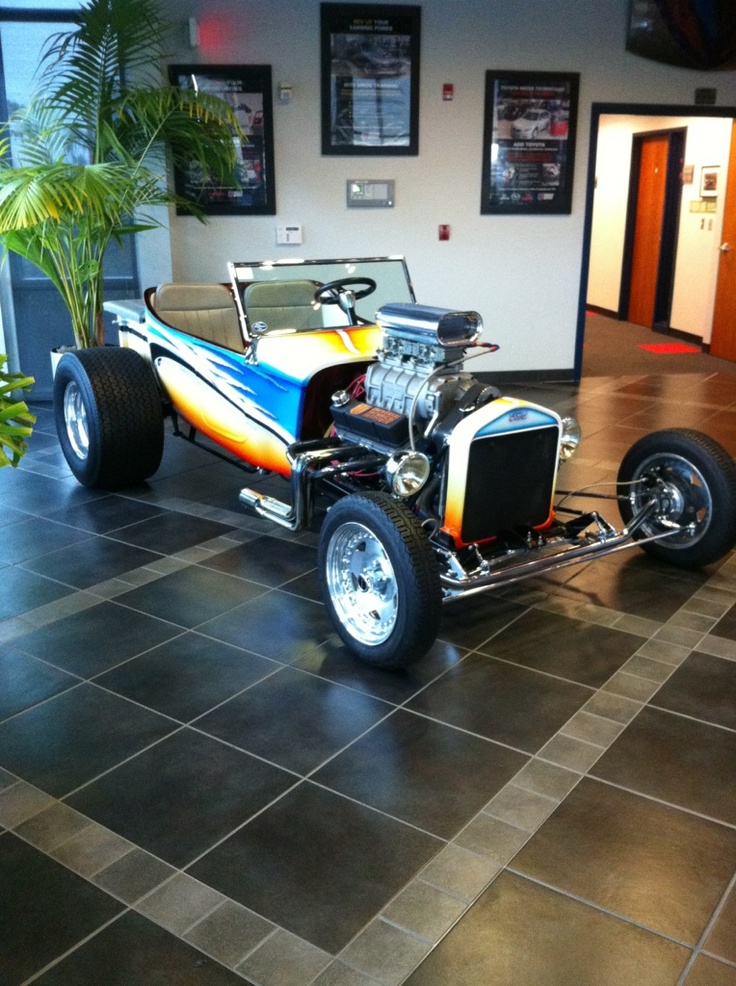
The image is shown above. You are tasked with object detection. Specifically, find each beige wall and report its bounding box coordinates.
[152,0,736,375]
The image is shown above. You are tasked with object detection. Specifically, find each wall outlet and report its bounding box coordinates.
[276,224,302,245]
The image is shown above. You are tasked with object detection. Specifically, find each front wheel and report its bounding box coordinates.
[318,492,442,669]
[617,428,736,568]
[54,347,164,489]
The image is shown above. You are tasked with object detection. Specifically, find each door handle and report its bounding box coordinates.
[720,242,732,253]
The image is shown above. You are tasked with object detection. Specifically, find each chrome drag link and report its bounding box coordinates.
[438,498,683,597]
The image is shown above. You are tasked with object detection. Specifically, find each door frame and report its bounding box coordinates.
[575,102,736,379]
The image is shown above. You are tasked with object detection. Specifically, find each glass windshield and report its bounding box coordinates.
[228,256,415,326]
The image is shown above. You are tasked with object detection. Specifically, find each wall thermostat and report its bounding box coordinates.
[347,180,395,208]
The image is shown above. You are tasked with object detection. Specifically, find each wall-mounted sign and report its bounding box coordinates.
[321,3,420,156]
[480,70,580,216]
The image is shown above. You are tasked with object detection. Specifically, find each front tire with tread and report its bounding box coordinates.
[318,492,442,669]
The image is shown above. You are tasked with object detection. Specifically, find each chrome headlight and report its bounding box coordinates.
[559,416,581,461]
[385,451,431,497]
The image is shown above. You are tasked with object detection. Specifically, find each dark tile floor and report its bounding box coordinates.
[1,368,736,986]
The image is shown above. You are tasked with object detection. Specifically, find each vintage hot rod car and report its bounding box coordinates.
[53,256,736,668]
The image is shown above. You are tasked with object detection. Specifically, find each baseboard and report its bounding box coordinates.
[476,368,576,385]
[585,304,617,318]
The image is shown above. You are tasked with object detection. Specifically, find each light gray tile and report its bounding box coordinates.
[420,844,501,902]
[612,614,662,638]
[453,812,530,863]
[483,783,558,832]
[601,670,662,702]
[313,960,382,986]
[237,928,330,986]
[583,690,642,724]
[15,802,92,850]
[698,635,736,662]
[134,870,219,928]
[338,919,431,986]
[623,653,675,682]
[0,781,55,828]
[536,733,604,773]
[512,759,581,800]
[559,711,625,748]
[184,899,275,969]
[382,879,466,942]
[665,610,718,634]
[638,636,692,665]
[52,823,134,877]
[95,847,177,904]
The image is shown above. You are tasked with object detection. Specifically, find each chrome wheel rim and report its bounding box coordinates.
[628,452,713,548]
[325,521,398,645]
[63,381,89,461]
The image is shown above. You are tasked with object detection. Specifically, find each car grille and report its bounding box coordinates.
[460,425,560,543]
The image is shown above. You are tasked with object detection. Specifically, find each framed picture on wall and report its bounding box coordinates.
[480,69,580,215]
[168,64,276,215]
[700,165,719,198]
[320,3,420,156]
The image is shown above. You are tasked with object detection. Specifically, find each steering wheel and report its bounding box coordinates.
[314,277,377,307]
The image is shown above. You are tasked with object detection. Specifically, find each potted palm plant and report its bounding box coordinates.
[0,0,243,351]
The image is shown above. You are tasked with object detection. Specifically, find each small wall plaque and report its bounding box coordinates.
[347,180,395,208]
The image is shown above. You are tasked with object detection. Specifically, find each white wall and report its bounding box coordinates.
[587,114,732,342]
[158,0,736,375]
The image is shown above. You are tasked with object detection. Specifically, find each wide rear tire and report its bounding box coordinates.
[318,491,442,669]
[617,428,736,568]
[54,347,164,489]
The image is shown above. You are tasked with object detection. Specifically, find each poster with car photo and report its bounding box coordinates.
[480,70,579,214]
[169,64,276,215]
[321,3,420,155]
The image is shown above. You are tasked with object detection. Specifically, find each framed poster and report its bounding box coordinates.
[700,165,719,198]
[168,64,276,215]
[480,70,579,215]
[321,3,420,156]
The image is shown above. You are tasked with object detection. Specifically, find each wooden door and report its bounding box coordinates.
[711,121,736,361]
[628,136,668,327]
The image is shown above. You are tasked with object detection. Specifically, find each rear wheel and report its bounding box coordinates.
[54,347,164,489]
[617,428,736,567]
[318,492,442,669]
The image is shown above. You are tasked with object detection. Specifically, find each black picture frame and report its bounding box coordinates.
[480,70,580,215]
[320,3,420,156]
[168,64,276,215]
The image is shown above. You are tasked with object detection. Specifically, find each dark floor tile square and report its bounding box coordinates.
[407,653,593,754]
[189,780,442,953]
[481,608,645,687]
[0,834,123,986]
[404,870,689,986]
[196,665,391,773]
[314,708,528,838]
[0,516,91,565]
[0,644,77,722]
[14,601,182,677]
[67,728,295,867]
[293,635,465,705]
[96,631,278,722]
[48,494,165,534]
[0,684,177,797]
[21,536,163,589]
[550,553,706,621]
[0,471,103,516]
[512,777,736,944]
[652,652,736,730]
[591,706,736,825]
[110,511,236,554]
[149,459,245,500]
[711,602,736,642]
[0,566,75,621]
[116,565,267,628]
[438,594,528,651]
[201,589,334,662]
[32,910,250,986]
[200,535,317,588]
